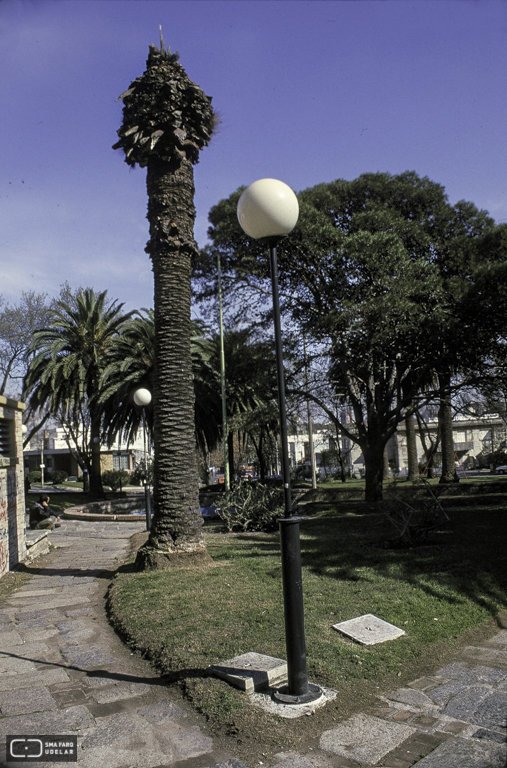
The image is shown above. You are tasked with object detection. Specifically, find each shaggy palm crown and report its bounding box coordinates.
[113,42,216,168]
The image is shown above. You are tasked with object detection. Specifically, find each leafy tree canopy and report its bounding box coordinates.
[195,171,506,500]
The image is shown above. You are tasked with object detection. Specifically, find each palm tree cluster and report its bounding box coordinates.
[23,289,216,496]
[23,288,279,504]
[24,289,130,497]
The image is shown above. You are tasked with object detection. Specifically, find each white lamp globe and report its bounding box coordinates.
[134,388,152,407]
[237,178,299,240]
[21,424,27,434]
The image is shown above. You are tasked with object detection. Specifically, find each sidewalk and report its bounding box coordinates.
[0,519,505,768]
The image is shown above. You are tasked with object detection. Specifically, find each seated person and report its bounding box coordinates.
[29,495,61,530]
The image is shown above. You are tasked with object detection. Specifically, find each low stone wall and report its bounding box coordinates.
[63,495,148,522]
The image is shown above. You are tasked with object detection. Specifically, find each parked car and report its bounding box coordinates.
[495,465,507,474]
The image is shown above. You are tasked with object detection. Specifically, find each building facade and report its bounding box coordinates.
[290,411,506,479]
[23,425,148,480]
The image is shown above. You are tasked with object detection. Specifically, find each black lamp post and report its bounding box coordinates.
[134,387,152,531]
[237,179,321,704]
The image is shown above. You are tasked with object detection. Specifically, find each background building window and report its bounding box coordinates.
[113,453,130,471]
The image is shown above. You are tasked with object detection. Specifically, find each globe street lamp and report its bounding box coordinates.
[237,178,321,704]
[134,388,152,531]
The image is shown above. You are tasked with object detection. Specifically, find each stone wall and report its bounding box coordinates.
[0,395,26,575]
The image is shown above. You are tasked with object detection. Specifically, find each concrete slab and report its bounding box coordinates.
[209,652,287,693]
[319,713,415,763]
[250,685,337,719]
[414,735,506,767]
[332,613,405,646]
[0,685,58,715]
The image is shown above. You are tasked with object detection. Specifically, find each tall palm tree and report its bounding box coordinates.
[114,36,217,568]
[23,289,130,497]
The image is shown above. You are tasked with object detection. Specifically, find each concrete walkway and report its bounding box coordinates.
[0,520,505,768]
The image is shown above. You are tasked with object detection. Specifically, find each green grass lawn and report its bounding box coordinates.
[107,501,507,730]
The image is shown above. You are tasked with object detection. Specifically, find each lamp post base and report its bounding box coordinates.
[273,682,322,705]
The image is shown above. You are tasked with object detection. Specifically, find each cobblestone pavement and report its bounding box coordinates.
[0,520,506,768]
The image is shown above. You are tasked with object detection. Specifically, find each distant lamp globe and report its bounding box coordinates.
[134,388,152,407]
[237,178,299,241]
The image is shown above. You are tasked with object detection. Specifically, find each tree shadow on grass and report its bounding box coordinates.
[299,508,507,624]
[231,507,507,625]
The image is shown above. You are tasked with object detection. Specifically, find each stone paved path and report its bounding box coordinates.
[0,520,242,768]
[0,519,506,768]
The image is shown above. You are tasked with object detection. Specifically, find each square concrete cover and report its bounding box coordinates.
[209,652,287,693]
[332,613,405,645]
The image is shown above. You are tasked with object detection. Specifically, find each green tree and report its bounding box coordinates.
[114,35,218,569]
[196,172,502,501]
[207,329,279,481]
[23,289,131,497]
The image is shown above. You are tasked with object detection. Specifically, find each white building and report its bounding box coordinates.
[23,424,149,479]
[291,411,506,478]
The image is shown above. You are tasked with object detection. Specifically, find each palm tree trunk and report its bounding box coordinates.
[137,156,207,569]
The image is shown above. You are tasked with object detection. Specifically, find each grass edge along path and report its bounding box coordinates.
[106,503,507,757]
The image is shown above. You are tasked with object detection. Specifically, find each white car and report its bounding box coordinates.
[495,465,507,474]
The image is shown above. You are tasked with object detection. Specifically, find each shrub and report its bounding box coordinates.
[131,460,154,486]
[50,470,68,485]
[102,469,131,491]
[219,482,285,532]
[27,470,42,485]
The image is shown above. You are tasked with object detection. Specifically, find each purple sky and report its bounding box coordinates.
[1,0,506,314]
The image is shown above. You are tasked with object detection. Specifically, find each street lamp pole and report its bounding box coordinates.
[237,179,321,704]
[134,388,152,531]
[217,253,230,494]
